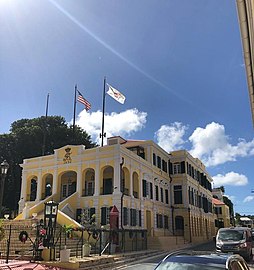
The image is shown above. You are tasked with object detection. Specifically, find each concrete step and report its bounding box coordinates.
[78,250,163,270]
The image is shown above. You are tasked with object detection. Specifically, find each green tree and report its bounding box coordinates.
[223,195,235,226]
[0,116,96,214]
[235,212,241,225]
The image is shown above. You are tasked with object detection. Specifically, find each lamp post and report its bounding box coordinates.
[120,158,124,230]
[0,160,9,218]
[44,200,58,260]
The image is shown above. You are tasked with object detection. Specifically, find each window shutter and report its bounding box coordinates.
[133,209,137,226]
[142,179,147,197]
[90,208,95,218]
[153,153,156,166]
[168,161,173,175]
[157,156,161,169]
[155,185,159,201]
[160,187,164,202]
[101,207,107,225]
[150,182,153,200]
[165,189,169,204]
[181,161,185,173]
[130,208,136,226]
[123,207,128,226]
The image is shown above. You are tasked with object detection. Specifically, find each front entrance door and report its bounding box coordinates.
[146,210,152,236]
[175,216,184,236]
[61,182,76,200]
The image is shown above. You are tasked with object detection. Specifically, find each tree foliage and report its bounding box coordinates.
[0,116,96,213]
[223,195,234,225]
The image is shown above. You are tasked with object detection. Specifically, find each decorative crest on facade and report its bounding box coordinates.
[63,147,72,164]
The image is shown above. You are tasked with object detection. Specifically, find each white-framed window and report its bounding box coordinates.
[173,163,181,174]
[85,181,94,196]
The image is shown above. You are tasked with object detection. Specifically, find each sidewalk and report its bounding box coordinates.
[0,249,162,270]
[0,240,213,270]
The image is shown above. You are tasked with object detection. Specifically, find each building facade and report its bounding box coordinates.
[169,150,215,242]
[17,136,215,243]
[213,198,231,232]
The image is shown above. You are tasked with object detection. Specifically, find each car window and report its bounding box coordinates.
[218,230,244,241]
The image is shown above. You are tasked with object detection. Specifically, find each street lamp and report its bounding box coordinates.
[44,200,58,260]
[0,160,9,218]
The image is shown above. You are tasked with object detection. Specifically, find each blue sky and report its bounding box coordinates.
[0,0,253,215]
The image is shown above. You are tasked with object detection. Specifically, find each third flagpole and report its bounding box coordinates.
[73,84,77,143]
[100,77,106,147]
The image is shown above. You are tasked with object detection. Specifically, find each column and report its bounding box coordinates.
[18,171,27,213]
[94,162,100,196]
[20,171,27,201]
[76,163,82,195]
[52,167,58,195]
[139,169,143,199]
[36,169,42,201]
[113,158,121,195]
[130,169,133,198]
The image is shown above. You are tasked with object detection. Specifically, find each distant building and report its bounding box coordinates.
[239,217,253,228]
[213,198,231,231]
[16,136,215,244]
[212,187,224,201]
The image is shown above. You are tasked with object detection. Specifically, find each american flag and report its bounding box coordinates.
[77,90,91,111]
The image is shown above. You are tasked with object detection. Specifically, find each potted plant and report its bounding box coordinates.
[81,213,97,257]
[60,224,73,262]
[82,240,91,257]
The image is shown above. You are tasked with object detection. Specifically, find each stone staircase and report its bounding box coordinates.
[42,249,165,270]
[0,219,84,259]
[0,219,37,259]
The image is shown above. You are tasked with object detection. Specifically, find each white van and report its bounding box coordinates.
[216,227,253,261]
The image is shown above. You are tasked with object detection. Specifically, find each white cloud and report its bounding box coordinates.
[243,196,254,203]
[213,171,248,187]
[189,122,254,166]
[75,108,147,144]
[155,122,188,152]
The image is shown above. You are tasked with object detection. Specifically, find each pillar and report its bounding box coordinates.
[36,170,42,201]
[77,163,82,195]
[94,162,100,196]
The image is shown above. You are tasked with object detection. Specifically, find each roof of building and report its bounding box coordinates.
[212,198,225,205]
[240,217,252,221]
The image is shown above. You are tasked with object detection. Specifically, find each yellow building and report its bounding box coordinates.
[213,198,231,232]
[17,136,215,243]
[169,150,215,242]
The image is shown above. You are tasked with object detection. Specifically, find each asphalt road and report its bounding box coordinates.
[119,240,254,270]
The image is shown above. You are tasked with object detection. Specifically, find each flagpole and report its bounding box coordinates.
[73,84,77,143]
[100,77,106,147]
[42,93,50,155]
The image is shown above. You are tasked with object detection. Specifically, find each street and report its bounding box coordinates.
[119,241,254,270]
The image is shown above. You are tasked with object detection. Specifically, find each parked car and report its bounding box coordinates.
[154,250,250,270]
[215,227,253,261]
